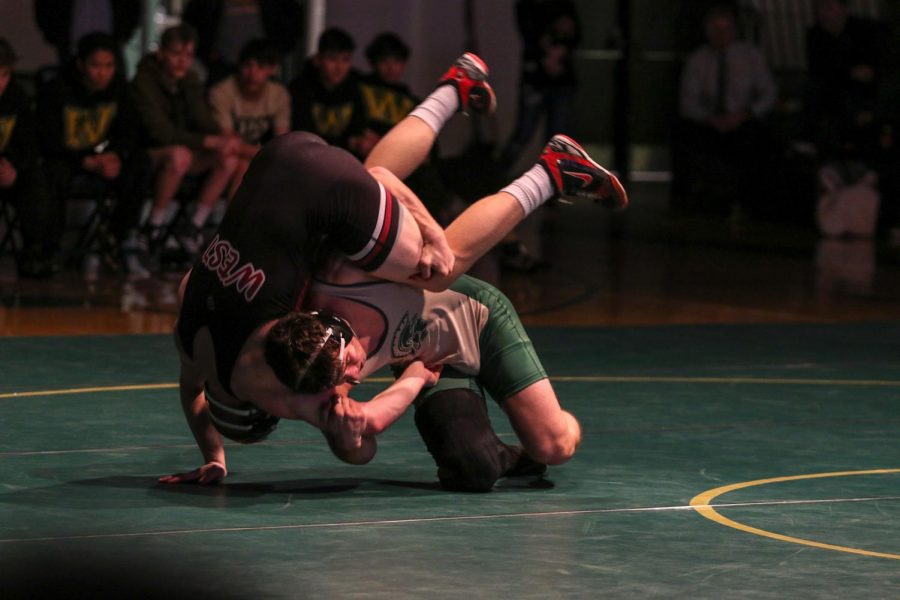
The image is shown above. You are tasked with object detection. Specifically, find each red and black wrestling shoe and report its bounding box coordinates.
[438,52,497,115]
[539,134,629,211]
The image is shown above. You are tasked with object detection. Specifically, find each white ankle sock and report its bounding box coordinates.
[148,209,167,227]
[409,85,459,134]
[500,164,555,216]
[192,205,213,229]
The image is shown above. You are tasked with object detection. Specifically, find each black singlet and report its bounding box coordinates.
[177,132,401,393]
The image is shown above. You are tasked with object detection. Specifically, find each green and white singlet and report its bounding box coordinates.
[311,275,547,402]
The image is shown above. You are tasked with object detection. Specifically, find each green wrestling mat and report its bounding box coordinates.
[2,323,900,598]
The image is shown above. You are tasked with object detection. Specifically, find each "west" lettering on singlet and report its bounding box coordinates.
[201,234,267,302]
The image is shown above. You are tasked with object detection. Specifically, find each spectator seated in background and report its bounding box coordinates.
[130,24,241,258]
[209,39,291,199]
[805,0,890,238]
[37,33,152,280]
[289,27,364,151]
[353,32,418,159]
[673,3,777,214]
[357,32,461,226]
[0,38,54,278]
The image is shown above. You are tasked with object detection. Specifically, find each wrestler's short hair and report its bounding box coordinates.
[265,312,344,393]
[318,27,355,54]
[365,32,410,65]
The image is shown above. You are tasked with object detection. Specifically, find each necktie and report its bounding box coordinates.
[715,50,728,115]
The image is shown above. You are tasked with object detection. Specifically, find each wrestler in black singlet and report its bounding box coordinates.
[177,132,401,396]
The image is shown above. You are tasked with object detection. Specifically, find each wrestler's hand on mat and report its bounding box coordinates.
[323,395,367,449]
[159,461,227,485]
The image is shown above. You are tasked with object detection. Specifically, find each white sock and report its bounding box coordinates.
[192,204,213,229]
[500,164,555,216]
[408,85,459,134]
[148,208,168,227]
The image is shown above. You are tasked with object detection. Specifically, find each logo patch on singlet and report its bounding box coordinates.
[200,234,266,302]
[391,312,428,359]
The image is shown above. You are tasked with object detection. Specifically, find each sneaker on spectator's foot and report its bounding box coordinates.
[122,251,151,281]
[176,223,205,256]
[539,134,628,211]
[83,253,101,283]
[95,227,120,267]
[438,52,496,115]
[138,224,167,254]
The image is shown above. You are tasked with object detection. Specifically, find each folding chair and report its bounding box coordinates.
[0,195,22,266]
[65,174,118,265]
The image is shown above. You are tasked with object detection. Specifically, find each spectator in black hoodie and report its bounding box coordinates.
[0,38,54,278]
[353,32,417,160]
[289,28,365,151]
[38,33,152,280]
[357,32,459,226]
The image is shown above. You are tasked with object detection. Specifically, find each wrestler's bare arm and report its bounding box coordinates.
[362,361,441,434]
[159,331,228,484]
[318,362,441,464]
[367,166,455,285]
[366,167,526,293]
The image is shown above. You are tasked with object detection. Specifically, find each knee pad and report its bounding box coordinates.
[414,387,515,493]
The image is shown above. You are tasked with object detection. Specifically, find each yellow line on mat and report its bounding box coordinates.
[0,383,178,399]
[691,469,900,560]
[2,375,900,400]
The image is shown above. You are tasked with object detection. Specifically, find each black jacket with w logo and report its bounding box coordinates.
[0,79,39,171]
[36,66,141,166]
[289,59,365,151]
[357,74,418,137]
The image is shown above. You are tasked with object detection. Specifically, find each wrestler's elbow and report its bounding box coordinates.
[529,414,582,465]
[530,438,577,466]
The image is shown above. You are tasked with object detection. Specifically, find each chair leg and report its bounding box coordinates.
[0,202,22,266]
[68,195,118,267]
